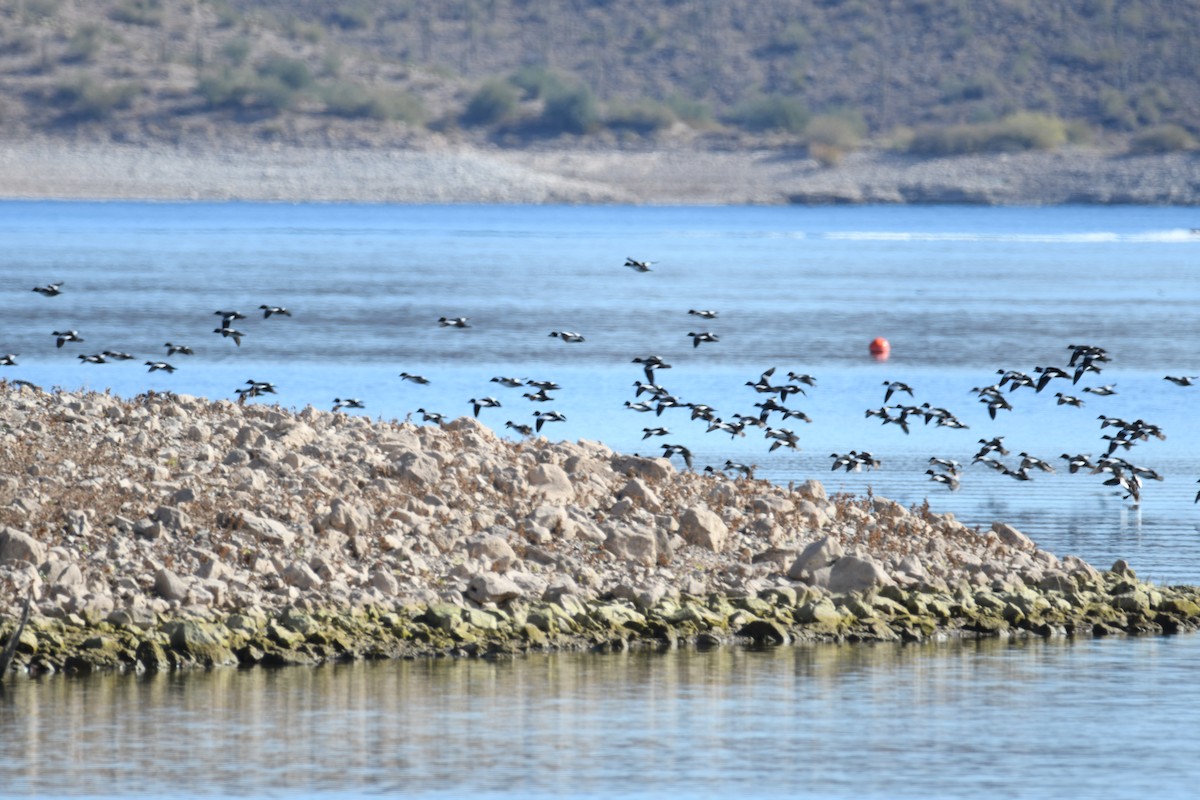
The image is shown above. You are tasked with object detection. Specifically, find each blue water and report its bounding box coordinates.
[3,202,1200,798]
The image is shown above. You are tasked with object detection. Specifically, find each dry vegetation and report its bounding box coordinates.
[0,0,1196,158]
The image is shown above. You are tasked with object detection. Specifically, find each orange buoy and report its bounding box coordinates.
[869,337,891,361]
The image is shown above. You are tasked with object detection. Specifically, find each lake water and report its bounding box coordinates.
[3,202,1200,797]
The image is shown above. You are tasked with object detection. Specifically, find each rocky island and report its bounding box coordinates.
[2,382,1199,676]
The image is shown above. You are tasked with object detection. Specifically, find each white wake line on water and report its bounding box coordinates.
[823,229,1199,244]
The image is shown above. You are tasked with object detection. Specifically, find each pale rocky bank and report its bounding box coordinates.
[2,139,1200,205]
[2,383,1199,675]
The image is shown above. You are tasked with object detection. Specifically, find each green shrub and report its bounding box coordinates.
[1128,124,1196,154]
[322,83,425,123]
[728,94,810,133]
[256,55,313,91]
[665,94,712,126]
[462,79,519,126]
[110,0,163,27]
[63,23,103,63]
[220,39,252,68]
[539,84,599,135]
[196,68,299,114]
[907,112,1067,155]
[508,64,568,100]
[805,112,866,148]
[604,99,676,134]
[50,76,137,122]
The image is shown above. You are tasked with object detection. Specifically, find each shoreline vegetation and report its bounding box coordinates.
[2,384,1199,677]
[2,139,1200,206]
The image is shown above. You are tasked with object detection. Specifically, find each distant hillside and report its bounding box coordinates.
[1,0,1197,155]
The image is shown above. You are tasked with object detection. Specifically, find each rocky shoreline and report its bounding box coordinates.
[1,138,1199,205]
[2,383,1199,676]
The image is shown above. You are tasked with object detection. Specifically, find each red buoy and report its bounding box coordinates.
[869,337,891,361]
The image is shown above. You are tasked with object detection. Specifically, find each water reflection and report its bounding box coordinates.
[2,636,1199,799]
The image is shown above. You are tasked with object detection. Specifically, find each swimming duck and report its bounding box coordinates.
[145,361,176,373]
[688,309,718,318]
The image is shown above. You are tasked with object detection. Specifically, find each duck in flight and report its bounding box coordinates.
[259,305,291,318]
[32,282,64,296]
[333,398,365,411]
[549,330,586,342]
[661,443,693,470]
[1164,375,1199,387]
[416,408,445,425]
[688,309,718,319]
[471,397,501,417]
[438,316,471,328]
[534,410,566,432]
[213,327,244,346]
[165,343,193,356]
[399,372,431,384]
[145,361,176,373]
[0,354,17,366]
[688,331,719,348]
[624,258,655,272]
[53,330,83,348]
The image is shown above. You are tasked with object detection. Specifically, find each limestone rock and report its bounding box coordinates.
[466,572,523,605]
[468,534,518,572]
[828,555,893,593]
[528,463,574,502]
[992,522,1035,550]
[679,507,728,553]
[603,524,658,567]
[787,535,844,579]
[0,527,45,566]
[154,567,189,601]
[235,512,297,547]
[617,478,663,512]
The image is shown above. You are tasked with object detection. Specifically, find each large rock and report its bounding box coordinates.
[466,572,523,605]
[0,527,45,566]
[679,507,728,553]
[392,451,441,485]
[603,524,658,567]
[828,555,893,593]
[468,534,518,572]
[616,478,662,512]
[235,512,296,547]
[154,567,189,601]
[528,463,574,503]
[786,535,844,579]
[610,455,673,482]
[992,521,1035,550]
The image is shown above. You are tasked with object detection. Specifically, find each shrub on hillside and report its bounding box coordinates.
[906,112,1067,155]
[462,79,519,126]
[605,99,676,135]
[508,65,569,101]
[110,0,163,27]
[1128,124,1196,154]
[727,94,810,133]
[50,76,137,122]
[539,84,599,135]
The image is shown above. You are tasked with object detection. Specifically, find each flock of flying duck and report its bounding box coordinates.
[11,274,1200,506]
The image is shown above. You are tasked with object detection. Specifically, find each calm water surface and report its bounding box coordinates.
[3,203,1200,798]
[2,636,1200,799]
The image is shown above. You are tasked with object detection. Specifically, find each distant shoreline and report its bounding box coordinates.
[2,139,1199,206]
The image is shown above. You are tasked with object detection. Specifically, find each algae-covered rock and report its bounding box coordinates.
[165,620,235,666]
